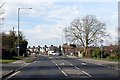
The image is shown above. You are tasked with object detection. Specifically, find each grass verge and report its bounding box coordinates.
[25,59,34,63]
[0,59,17,63]
[93,57,120,62]
[0,56,21,63]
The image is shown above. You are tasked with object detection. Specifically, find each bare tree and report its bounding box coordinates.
[64,15,108,56]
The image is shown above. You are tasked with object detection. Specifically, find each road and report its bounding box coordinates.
[5,55,119,80]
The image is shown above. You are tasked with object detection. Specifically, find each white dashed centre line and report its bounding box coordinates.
[62,71,68,77]
[55,63,61,69]
[70,63,74,66]
[74,66,80,69]
[52,60,55,64]
[82,71,92,77]
[64,60,69,63]
[51,60,61,69]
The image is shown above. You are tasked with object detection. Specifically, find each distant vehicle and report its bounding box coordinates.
[48,51,60,56]
[32,52,36,55]
[48,51,54,56]
[52,52,59,56]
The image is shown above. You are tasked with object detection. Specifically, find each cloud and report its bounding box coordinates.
[21,23,66,46]
[4,1,56,18]
[106,26,118,44]
[4,1,82,23]
[112,12,118,20]
[3,1,118,46]
[47,5,81,20]
[22,24,61,40]
[22,26,59,46]
[3,0,119,2]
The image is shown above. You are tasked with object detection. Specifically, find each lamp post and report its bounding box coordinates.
[100,40,103,58]
[58,27,64,45]
[58,27,64,55]
[17,8,32,58]
[101,44,103,58]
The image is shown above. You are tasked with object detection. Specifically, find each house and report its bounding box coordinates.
[62,43,81,56]
[62,43,95,57]
[104,44,119,57]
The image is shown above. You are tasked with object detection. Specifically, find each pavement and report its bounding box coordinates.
[66,55,119,70]
[0,55,37,79]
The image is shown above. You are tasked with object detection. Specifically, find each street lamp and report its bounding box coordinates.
[58,27,64,45]
[17,8,32,57]
[101,44,103,58]
[58,27,64,55]
[100,39,103,58]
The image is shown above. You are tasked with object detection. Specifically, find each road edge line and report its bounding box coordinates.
[6,71,20,80]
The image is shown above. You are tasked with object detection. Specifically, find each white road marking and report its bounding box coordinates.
[59,63,65,65]
[21,63,26,66]
[81,63,87,65]
[63,60,76,68]
[51,60,61,69]
[17,63,30,71]
[82,71,92,77]
[55,64,61,69]
[62,71,68,77]
[24,63,30,66]
[34,61,36,63]
[52,60,56,64]
[74,66,80,69]
[7,71,20,79]
[37,58,39,60]
[66,61,69,64]
[57,66,61,69]
[63,60,69,64]
[70,63,74,66]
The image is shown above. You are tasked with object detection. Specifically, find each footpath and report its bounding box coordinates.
[0,55,37,79]
[67,55,119,70]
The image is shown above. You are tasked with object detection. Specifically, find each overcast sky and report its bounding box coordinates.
[2,0,119,47]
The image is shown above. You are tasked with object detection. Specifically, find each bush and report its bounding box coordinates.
[2,48,13,59]
[92,48,101,58]
[107,56,120,59]
[81,51,85,57]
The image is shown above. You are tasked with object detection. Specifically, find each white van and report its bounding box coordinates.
[48,51,54,56]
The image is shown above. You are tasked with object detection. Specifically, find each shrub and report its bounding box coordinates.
[107,55,120,59]
[82,51,85,57]
[92,48,101,58]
